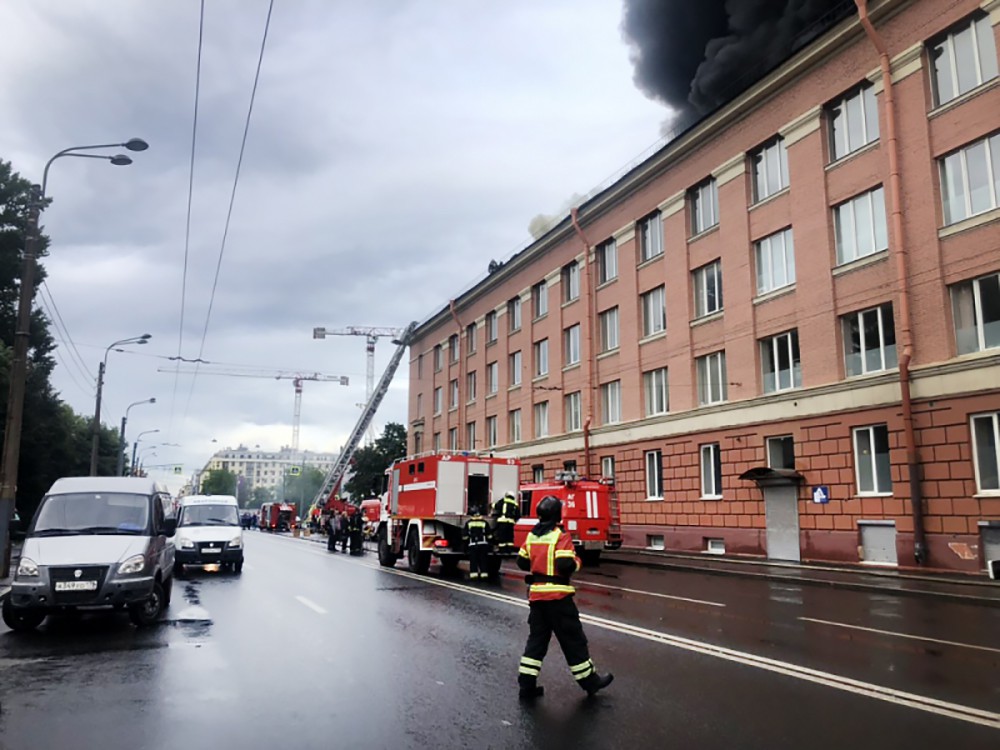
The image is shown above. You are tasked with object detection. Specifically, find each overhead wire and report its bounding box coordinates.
[37,298,95,398]
[38,280,95,385]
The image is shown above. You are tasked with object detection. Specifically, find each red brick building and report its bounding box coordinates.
[407,0,1000,574]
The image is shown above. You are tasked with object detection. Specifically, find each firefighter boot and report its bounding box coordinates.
[580,672,614,696]
[518,677,544,702]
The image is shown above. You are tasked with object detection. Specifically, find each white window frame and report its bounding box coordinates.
[645,450,663,499]
[971,412,1000,494]
[448,428,458,451]
[534,401,549,439]
[433,345,443,372]
[755,227,796,295]
[638,211,663,262]
[600,380,622,425]
[700,443,723,499]
[766,435,795,470]
[599,306,619,352]
[449,379,459,409]
[951,272,1000,354]
[486,415,498,448]
[939,133,1000,225]
[697,351,728,406]
[691,178,719,235]
[563,261,580,302]
[643,367,669,416]
[853,424,893,496]
[930,14,999,107]
[565,391,582,433]
[828,84,879,161]
[509,409,522,444]
[641,285,667,337]
[597,239,618,284]
[433,432,442,452]
[693,260,723,318]
[564,324,581,366]
[834,186,888,265]
[465,421,477,449]
[533,338,549,378]
[433,387,442,415]
[486,311,498,343]
[532,280,548,319]
[601,455,615,479]
[465,323,476,354]
[509,351,522,387]
[843,303,897,377]
[449,334,459,363]
[486,361,499,394]
[508,297,522,332]
[466,371,477,402]
[532,465,545,483]
[752,138,789,202]
[761,330,801,394]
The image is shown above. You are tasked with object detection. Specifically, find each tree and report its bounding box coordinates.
[344,422,407,499]
[248,486,273,509]
[283,466,325,507]
[200,469,237,496]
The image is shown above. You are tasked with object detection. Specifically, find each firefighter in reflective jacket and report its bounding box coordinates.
[462,507,492,580]
[492,490,520,553]
[516,495,613,700]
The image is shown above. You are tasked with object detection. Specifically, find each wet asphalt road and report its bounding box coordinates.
[1,532,999,750]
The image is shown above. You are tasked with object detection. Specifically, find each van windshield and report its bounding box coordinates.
[32,493,150,535]
[179,504,240,527]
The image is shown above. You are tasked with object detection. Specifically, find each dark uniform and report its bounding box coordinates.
[516,496,613,701]
[348,510,364,555]
[462,510,493,580]
[492,491,520,554]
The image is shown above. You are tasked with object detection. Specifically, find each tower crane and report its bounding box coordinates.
[312,325,404,444]
[159,366,348,452]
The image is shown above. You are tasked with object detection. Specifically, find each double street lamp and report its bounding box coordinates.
[130,429,159,476]
[90,334,152,475]
[0,138,149,575]
[117,398,156,477]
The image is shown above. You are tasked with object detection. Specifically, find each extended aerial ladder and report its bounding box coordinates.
[311,321,417,508]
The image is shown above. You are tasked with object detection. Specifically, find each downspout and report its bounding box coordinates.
[856,0,926,564]
[570,207,596,478]
[449,300,465,450]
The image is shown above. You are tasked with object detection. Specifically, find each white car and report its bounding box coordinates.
[173,495,244,575]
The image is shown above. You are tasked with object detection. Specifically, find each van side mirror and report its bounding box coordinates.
[163,518,177,537]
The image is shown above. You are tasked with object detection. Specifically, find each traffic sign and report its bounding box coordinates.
[811,485,830,504]
[289,465,301,476]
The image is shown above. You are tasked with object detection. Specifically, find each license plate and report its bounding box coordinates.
[202,547,221,554]
[55,581,97,592]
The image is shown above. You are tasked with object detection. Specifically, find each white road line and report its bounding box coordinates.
[799,617,1000,655]
[294,595,327,615]
[574,578,725,608]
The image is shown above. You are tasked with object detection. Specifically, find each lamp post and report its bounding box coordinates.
[130,429,160,477]
[90,334,152,475]
[0,138,149,576]
[117,398,156,476]
[137,447,158,476]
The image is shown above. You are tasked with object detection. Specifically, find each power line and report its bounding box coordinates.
[38,280,95,382]
[36,298,95,398]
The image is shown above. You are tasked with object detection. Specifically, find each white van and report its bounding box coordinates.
[174,495,244,575]
[3,476,176,632]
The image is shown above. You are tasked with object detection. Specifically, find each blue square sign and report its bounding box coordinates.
[811,485,830,504]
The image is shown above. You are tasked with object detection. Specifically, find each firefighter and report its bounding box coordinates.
[516,495,613,701]
[491,490,520,554]
[348,508,364,555]
[462,506,492,580]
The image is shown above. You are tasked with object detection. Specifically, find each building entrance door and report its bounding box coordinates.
[764,485,801,562]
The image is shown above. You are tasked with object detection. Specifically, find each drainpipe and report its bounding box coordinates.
[856,0,926,564]
[570,207,596,478]
[449,300,465,450]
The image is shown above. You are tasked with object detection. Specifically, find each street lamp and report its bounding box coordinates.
[0,138,149,576]
[117,398,156,477]
[130,429,160,477]
[137,447,158,476]
[90,334,152,476]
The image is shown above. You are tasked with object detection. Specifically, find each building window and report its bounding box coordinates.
[645,450,663,499]
[599,306,619,352]
[534,401,549,438]
[416,393,423,414]
[601,456,615,479]
[417,353,423,378]
[697,351,728,405]
[643,367,669,416]
[597,239,618,284]
[767,436,795,470]
[755,227,796,295]
[751,137,789,202]
[564,324,581,366]
[834,186,887,265]
[565,391,582,432]
[638,211,663,262]
[509,351,522,386]
[690,178,719,235]
[600,380,622,425]
[693,260,723,318]
[433,387,442,415]
[930,14,998,107]
[843,303,897,376]
[761,330,801,393]
[854,424,892,495]
[449,379,459,409]
[465,323,477,354]
[562,261,580,302]
[532,280,548,319]
[972,412,1000,493]
[641,285,667,337]
[700,443,723,499]
[466,421,477,450]
[486,416,498,448]
[508,297,522,332]
[486,311,498,344]
[433,344,443,372]
[939,133,1000,225]
[533,339,549,378]
[448,428,458,451]
[433,432,442,451]
[951,272,1000,354]
[827,84,879,161]
[487,361,499,394]
[509,409,522,444]
[466,371,477,402]
[448,334,459,363]
[532,464,545,483]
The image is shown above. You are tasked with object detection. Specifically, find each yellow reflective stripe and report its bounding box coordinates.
[546,538,555,576]
[570,660,593,674]
[518,546,529,558]
[496,517,515,523]
[520,657,543,668]
[554,550,576,558]
[529,583,576,594]
[573,666,594,681]
[519,665,541,676]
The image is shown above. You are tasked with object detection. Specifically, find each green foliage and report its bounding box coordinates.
[344,422,407,499]
[283,466,325,505]
[248,486,273,509]
[200,469,237,496]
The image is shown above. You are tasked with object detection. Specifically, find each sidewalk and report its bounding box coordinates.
[603,548,1000,607]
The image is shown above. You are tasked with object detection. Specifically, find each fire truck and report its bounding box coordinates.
[259,502,296,532]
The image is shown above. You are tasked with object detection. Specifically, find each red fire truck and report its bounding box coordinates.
[259,502,296,532]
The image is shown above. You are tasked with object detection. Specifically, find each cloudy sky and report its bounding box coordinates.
[0,0,669,491]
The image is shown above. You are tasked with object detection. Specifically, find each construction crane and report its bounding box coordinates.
[313,325,404,444]
[159,366,348,451]
[312,321,417,508]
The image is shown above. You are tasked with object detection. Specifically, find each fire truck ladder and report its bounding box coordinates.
[311,321,418,507]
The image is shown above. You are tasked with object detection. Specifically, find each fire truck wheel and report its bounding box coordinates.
[439,557,459,577]
[407,536,431,574]
[486,556,502,580]
[378,534,398,568]
[580,550,602,567]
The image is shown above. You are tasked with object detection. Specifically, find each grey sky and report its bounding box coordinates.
[0,0,668,491]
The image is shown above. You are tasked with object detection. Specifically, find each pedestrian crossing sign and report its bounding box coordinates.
[173,465,183,475]
[289,465,301,476]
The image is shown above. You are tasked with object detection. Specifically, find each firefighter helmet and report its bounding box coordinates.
[504,491,516,500]
[535,495,562,524]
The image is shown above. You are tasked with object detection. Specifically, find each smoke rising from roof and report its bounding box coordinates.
[622,0,850,124]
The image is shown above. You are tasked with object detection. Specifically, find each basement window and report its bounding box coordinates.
[705,538,726,555]
[646,534,665,551]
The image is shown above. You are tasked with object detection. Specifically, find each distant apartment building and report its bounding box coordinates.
[197,445,336,495]
[407,0,1000,573]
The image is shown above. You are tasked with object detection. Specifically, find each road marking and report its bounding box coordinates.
[799,617,1000,655]
[573,578,724,608]
[294,595,327,615]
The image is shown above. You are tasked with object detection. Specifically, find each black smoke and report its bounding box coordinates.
[622,0,853,125]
